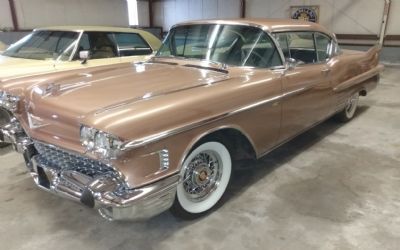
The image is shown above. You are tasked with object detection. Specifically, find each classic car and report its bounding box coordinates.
[0,19,382,221]
[0,26,161,79]
[0,26,161,147]
[0,40,6,52]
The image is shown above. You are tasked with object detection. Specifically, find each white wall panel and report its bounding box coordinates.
[153,1,164,28]
[386,0,399,35]
[0,0,14,29]
[245,0,398,35]
[138,1,150,27]
[217,0,241,18]
[13,0,129,29]
[153,0,241,31]
[188,0,203,20]
[202,0,218,19]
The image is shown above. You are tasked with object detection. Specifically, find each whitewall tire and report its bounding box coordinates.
[336,92,359,122]
[172,141,232,218]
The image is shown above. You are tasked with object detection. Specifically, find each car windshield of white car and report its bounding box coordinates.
[156,24,282,68]
[3,30,79,60]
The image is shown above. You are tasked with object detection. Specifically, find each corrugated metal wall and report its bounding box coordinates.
[0,0,129,30]
[148,0,398,36]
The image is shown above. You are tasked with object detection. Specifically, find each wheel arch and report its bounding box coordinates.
[178,125,258,169]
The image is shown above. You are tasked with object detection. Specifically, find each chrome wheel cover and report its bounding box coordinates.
[182,150,223,202]
[345,94,359,118]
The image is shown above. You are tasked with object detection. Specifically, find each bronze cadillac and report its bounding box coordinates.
[0,19,383,221]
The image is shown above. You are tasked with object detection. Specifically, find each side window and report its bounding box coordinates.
[241,32,282,68]
[287,32,317,64]
[315,33,332,61]
[331,39,341,56]
[274,33,290,59]
[114,33,152,56]
[75,32,118,59]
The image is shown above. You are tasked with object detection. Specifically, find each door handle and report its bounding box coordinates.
[321,68,331,75]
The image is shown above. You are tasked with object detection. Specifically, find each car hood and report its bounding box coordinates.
[0,55,55,78]
[15,62,230,148]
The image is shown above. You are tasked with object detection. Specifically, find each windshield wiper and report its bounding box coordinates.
[183,64,228,74]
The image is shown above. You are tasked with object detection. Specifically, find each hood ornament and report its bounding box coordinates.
[43,83,60,96]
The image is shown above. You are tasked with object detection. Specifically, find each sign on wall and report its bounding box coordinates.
[290,6,319,23]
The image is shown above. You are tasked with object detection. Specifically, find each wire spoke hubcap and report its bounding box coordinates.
[182,150,222,202]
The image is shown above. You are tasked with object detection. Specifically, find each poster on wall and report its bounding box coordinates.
[290,6,319,23]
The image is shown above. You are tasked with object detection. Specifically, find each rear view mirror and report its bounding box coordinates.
[79,50,90,64]
[285,58,298,70]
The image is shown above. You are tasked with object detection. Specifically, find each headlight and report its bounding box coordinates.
[80,125,122,160]
[0,90,20,112]
[80,126,96,150]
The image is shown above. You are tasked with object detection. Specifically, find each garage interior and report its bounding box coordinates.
[0,0,399,249]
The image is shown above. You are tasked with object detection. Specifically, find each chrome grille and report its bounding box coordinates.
[34,142,120,178]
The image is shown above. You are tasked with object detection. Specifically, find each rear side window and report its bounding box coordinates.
[75,32,152,60]
[114,33,152,56]
[286,32,317,64]
[274,33,290,59]
[315,33,332,61]
[77,32,118,59]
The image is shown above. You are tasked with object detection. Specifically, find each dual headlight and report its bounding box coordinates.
[80,126,123,160]
[0,90,20,112]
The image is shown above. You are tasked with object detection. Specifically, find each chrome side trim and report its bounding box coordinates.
[121,86,309,151]
[93,73,231,115]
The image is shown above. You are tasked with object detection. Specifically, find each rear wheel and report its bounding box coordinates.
[335,92,359,122]
[171,141,232,219]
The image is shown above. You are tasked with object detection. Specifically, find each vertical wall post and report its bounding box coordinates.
[8,0,19,31]
[379,0,391,47]
[240,0,246,18]
[149,0,154,27]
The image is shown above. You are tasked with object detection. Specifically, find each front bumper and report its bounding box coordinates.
[1,118,179,221]
[30,153,179,221]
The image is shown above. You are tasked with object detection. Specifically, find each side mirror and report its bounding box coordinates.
[285,58,298,70]
[79,50,90,64]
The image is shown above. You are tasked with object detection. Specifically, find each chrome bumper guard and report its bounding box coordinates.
[0,117,31,153]
[30,156,179,221]
[1,118,179,221]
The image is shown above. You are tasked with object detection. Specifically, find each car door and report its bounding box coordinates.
[275,32,334,142]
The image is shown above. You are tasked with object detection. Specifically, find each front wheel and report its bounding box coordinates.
[335,92,359,122]
[0,108,11,148]
[171,141,232,219]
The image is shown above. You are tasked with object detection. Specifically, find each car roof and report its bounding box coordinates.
[35,26,148,33]
[174,18,335,38]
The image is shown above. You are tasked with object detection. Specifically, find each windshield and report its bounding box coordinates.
[156,24,282,68]
[3,30,79,60]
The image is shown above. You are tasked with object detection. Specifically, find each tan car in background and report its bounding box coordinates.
[0,41,6,52]
[0,19,382,221]
[0,26,161,79]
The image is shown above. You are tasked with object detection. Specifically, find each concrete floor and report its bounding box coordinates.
[0,66,399,250]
